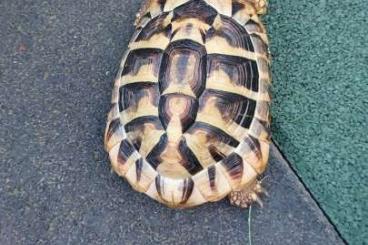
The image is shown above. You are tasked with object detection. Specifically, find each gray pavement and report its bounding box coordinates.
[0,1,344,244]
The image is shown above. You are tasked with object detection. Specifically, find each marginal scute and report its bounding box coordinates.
[105,0,271,208]
[250,34,269,58]
[245,25,269,46]
[235,134,269,174]
[105,118,125,151]
[244,19,265,35]
[117,140,136,165]
[249,118,271,141]
[125,158,157,193]
[145,175,206,207]
[232,1,251,25]
[193,165,231,201]
[221,153,244,180]
[254,100,270,122]
[109,141,139,178]
[257,57,271,82]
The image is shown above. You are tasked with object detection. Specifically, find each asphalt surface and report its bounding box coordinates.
[0,1,345,244]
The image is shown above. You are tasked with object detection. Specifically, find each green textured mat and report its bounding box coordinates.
[265,0,368,243]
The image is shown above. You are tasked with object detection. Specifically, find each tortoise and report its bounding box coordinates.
[104,0,271,209]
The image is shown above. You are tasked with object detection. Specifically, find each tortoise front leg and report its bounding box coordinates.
[135,0,153,26]
[241,0,268,15]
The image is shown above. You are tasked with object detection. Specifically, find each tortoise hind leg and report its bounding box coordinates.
[228,180,267,208]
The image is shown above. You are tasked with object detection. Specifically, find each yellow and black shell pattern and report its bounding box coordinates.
[104,0,271,208]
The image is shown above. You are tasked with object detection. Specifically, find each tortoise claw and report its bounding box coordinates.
[228,180,267,209]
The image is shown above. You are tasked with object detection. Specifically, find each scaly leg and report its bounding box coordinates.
[228,179,267,208]
[243,0,268,15]
[135,0,152,26]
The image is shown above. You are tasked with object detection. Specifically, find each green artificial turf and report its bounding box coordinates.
[265,0,368,244]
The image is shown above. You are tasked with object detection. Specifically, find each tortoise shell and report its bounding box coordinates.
[104,0,271,208]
